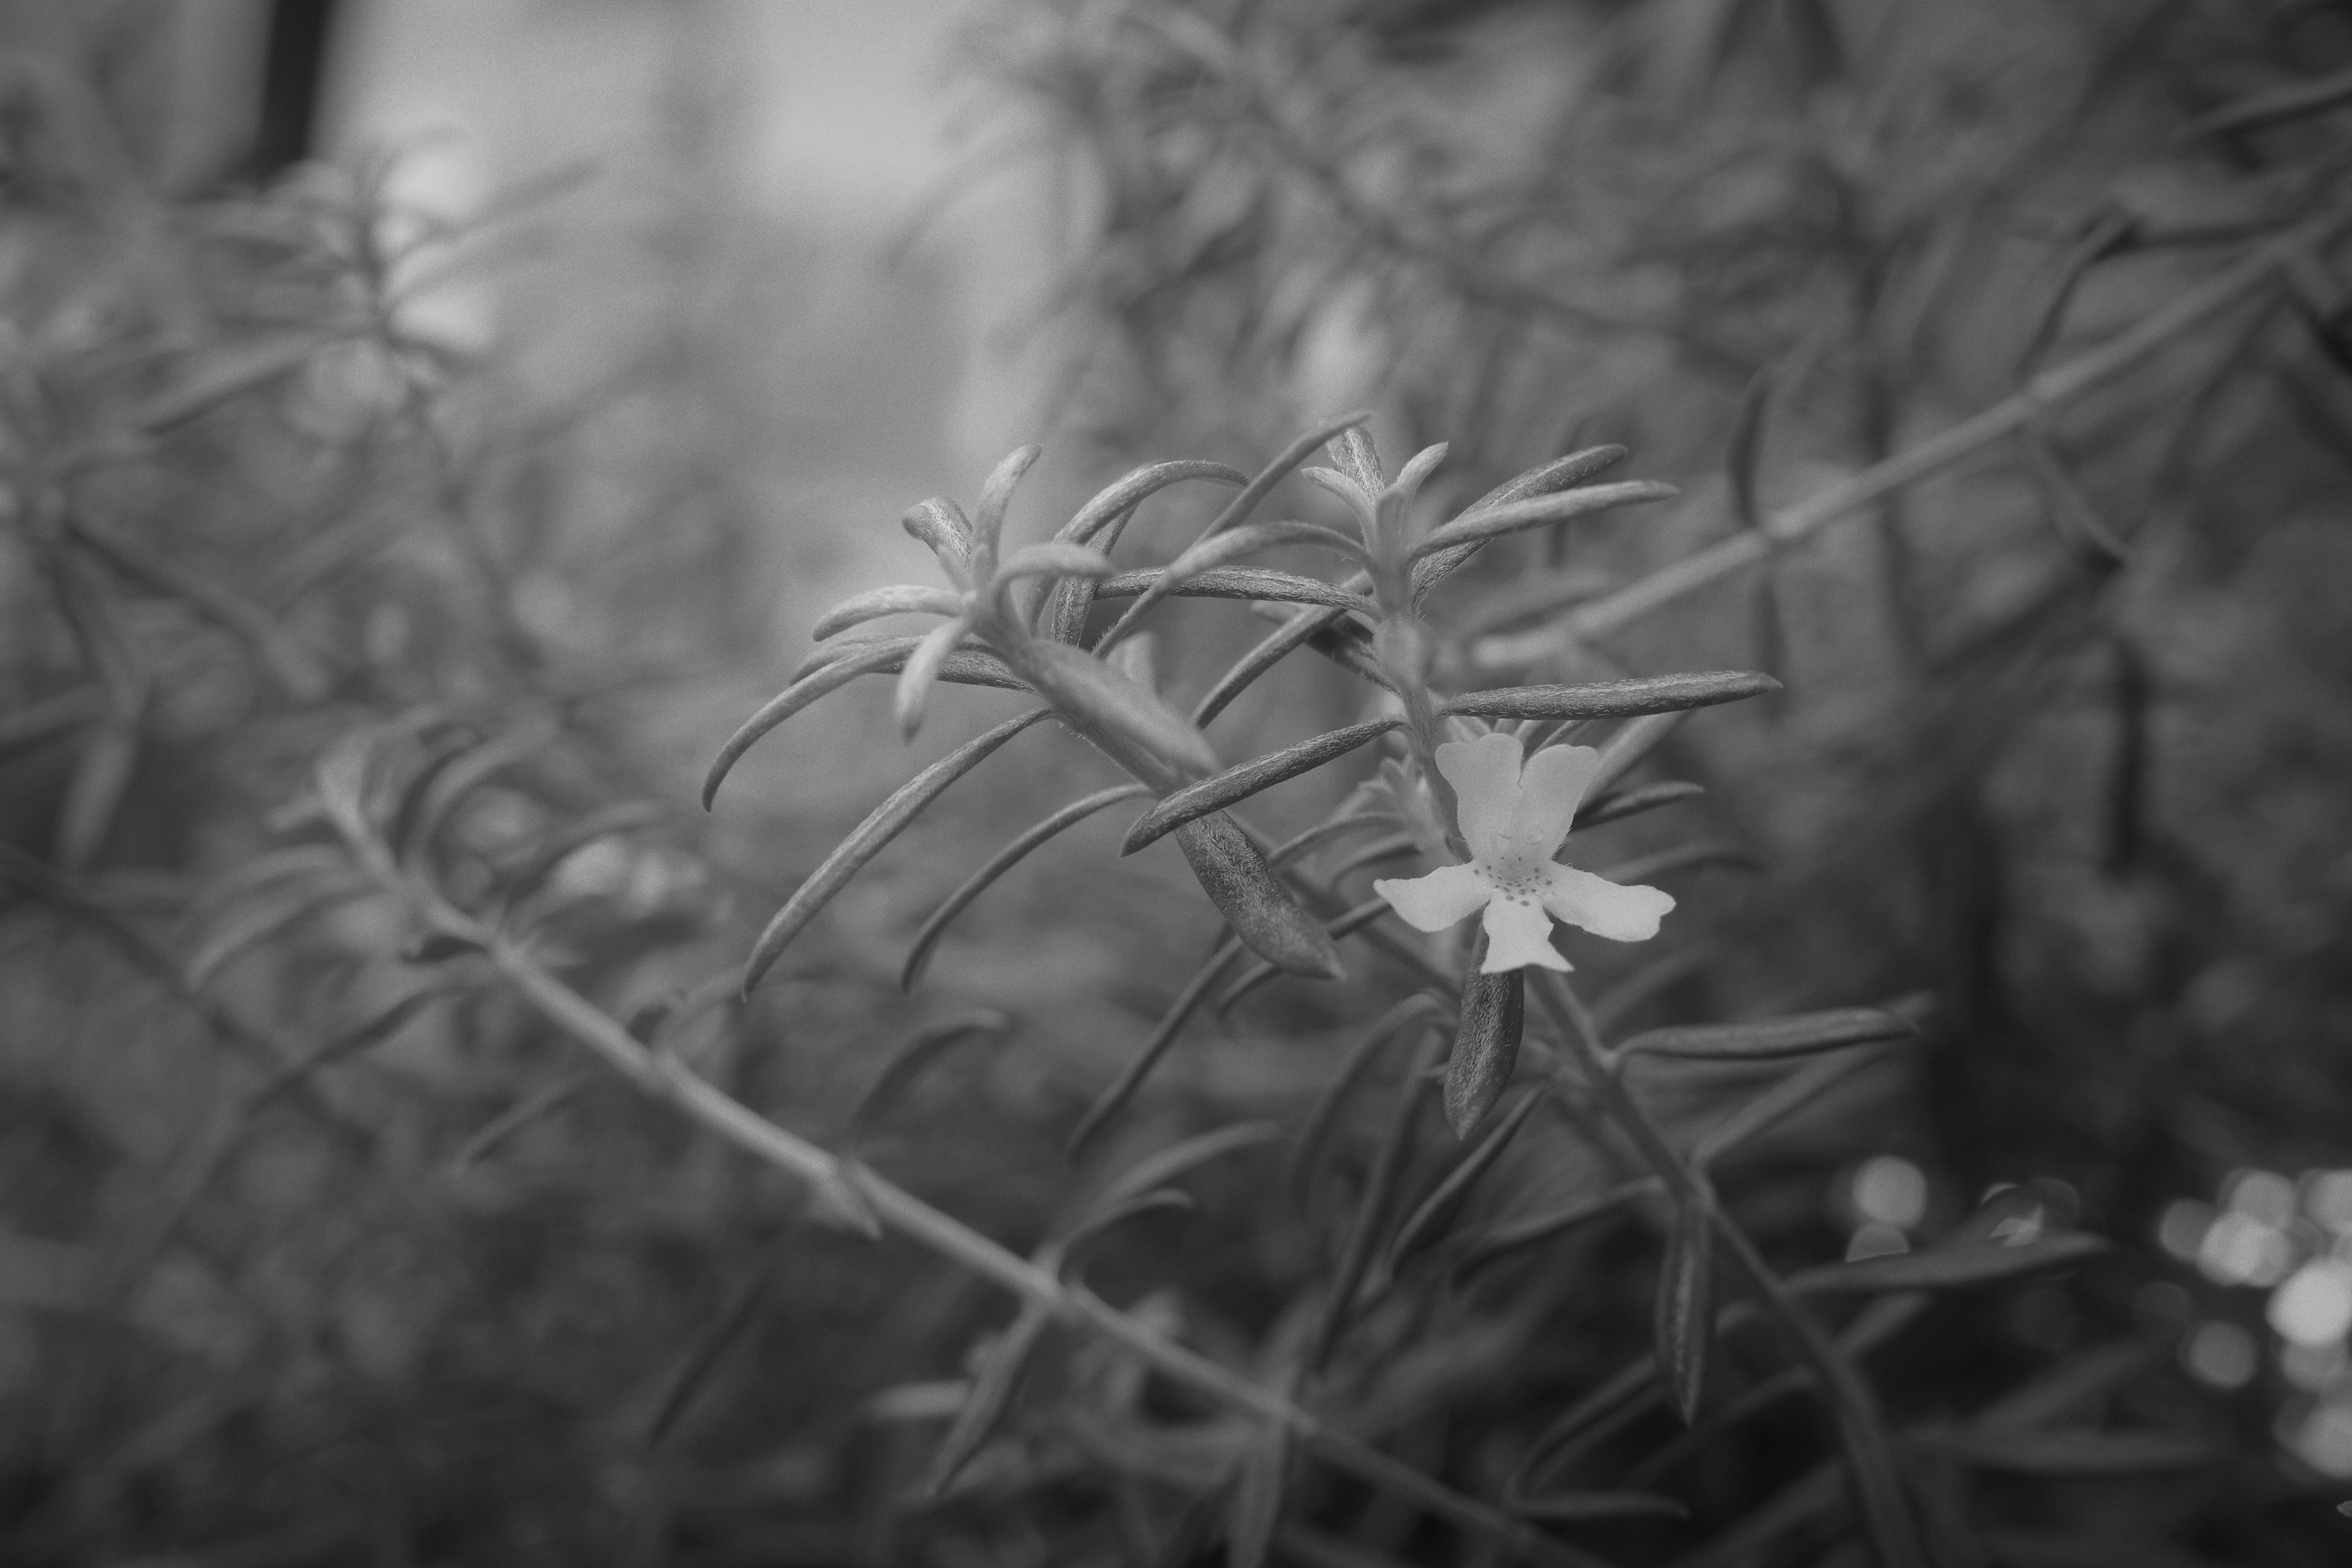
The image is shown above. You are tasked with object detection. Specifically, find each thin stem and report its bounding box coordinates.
[322,816,1598,1568]
[1527,971,1926,1568]
[1475,206,2352,668]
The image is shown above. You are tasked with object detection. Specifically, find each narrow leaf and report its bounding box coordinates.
[1089,1120,1282,1218]
[1094,565,1376,616]
[1574,779,1705,830]
[1200,410,1375,544]
[1227,1420,1291,1568]
[1726,366,1774,532]
[1066,938,1247,1159]
[1174,814,1346,981]
[1287,993,1450,1206]
[925,1302,1054,1496]
[1912,1428,2222,1475]
[2182,62,2352,138]
[849,1010,1015,1134]
[902,497,973,587]
[1594,839,1762,886]
[741,709,1052,993]
[1654,1199,1715,1423]
[1618,1006,1916,1063]
[1692,1051,1883,1166]
[1389,1085,1542,1271]
[811,583,967,641]
[895,616,971,740]
[1789,1232,2108,1296]
[1121,719,1406,854]
[786,633,1022,690]
[1053,459,1247,547]
[1194,604,1353,727]
[1441,671,1779,722]
[708,638,982,809]
[1509,1491,1687,1524]
[1443,960,1525,1139]
[969,443,1042,576]
[1412,443,1629,601]
[902,783,1152,989]
[1310,1036,1443,1370]
[1408,481,1678,562]
[1014,637,1220,785]
[1457,1176,1664,1276]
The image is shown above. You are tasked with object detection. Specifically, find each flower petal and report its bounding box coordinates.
[1480,886,1571,973]
[1509,742,1604,853]
[1373,862,1491,933]
[1541,864,1675,943]
[1434,731,1524,860]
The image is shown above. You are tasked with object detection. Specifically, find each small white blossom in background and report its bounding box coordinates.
[1374,731,1673,974]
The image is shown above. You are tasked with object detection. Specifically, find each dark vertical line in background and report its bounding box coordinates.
[249,0,337,181]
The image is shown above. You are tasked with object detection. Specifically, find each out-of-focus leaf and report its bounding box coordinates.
[1086,1121,1281,1218]
[1726,366,1774,532]
[848,1010,1014,1134]
[1318,832,1417,886]
[1910,1428,2224,1474]
[1585,709,1689,799]
[1451,568,1619,638]
[1226,1417,1291,1568]
[1122,719,1404,854]
[1691,1050,1879,1166]
[2182,63,2352,138]
[1056,1188,1197,1271]
[401,719,557,862]
[67,513,334,701]
[1192,603,1353,726]
[1389,1085,1541,1271]
[810,583,967,641]
[1288,992,1450,1205]
[1443,962,1525,1139]
[902,783,1152,989]
[129,331,331,432]
[497,800,667,908]
[1573,779,1705,830]
[1311,1035,1443,1369]
[1654,1197,1714,1423]
[1594,839,1762,886]
[1014,637,1221,784]
[1973,1338,2162,1432]
[1067,937,1247,1159]
[1094,565,1376,616]
[742,709,1054,994]
[925,1301,1055,1496]
[1789,1231,2107,1296]
[2022,429,2132,564]
[1591,944,1720,1035]
[645,1259,775,1448]
[1408,481,1677,562]
[0,688,102,763]
[1441,671,1777,722]
[1456,1175,1663,1275]
[1617,1006,1916,1063]
[1508,1491,1687,1523]
[1172,813,1346,981]
[1267,810,1393,870]
[448,1071,593,1170]
[56,720,140,872]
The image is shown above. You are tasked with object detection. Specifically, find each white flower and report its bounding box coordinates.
[1373,731,1675,974]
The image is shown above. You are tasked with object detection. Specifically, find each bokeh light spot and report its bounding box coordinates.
[2271,1261,2352,1348]
[2182,1321,2257,1389]
[1852,1156,1928,1230]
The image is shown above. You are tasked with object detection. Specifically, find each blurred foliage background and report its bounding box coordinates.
[2,1,2351,1565]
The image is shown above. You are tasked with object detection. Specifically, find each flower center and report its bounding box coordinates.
[1480,846,1550,905]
